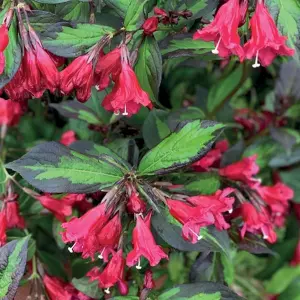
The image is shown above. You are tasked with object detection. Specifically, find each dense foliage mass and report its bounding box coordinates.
[0,0,300,299]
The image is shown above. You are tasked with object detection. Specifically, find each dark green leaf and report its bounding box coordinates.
[55,1,90,22]
[270,127,298,152]
[52,218,65,249]
[6,142,126,193]
[158,282,242,300]
[103,0,130,17]
[0,162,8,196]
[278,278,300,300]
[41,23,114,57]
[280,167,300,203]
[220,140,245,167]
[135,36,162,104]
[138,120,224,175]
[34,0,71,4]
[27,10,62,33]
[0,237,29,299]
[270,147,300,168]
[72,277,104,298]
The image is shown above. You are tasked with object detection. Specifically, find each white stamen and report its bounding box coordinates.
[122,104,128,116]
[136,258,142,270]
[212,37,221,54]
[263,234,269,240]
[98,247,106,259]
[68,242,76,253]
[189,228,203,241]
[95,85,100,91]
[114,110,120,116]
[252,51,261,68]
[104,288,110,294]
[228,209,233,214]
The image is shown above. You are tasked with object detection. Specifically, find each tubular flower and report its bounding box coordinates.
[61,202,111,257]
[240,203,277,243]
[219,155,260,188]
[87,250,128,295]
[0,98,22,126]
[193,0,244,61]
[188,188,235,230]
[60,54,94,102]
[102,46,152,116]
[143,270,155,289]
[142,17,159,35]
[127,188,146,214]
[94,48,121,91]
[167,199,214,243]
[0,211,7,246]
[5,200,25,229]
[126,213,168,268]
[43,274,73,300]
[36,194,72,222]
[0,24,9,75]
[60,130,77,146]
[244,0,295,67]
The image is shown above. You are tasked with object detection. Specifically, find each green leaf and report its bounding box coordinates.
[280,167,300,203]
[138,120,224,175]
[52,218,65,249]
[34,0,71,4]
[27,10,62,33]
[0,162,8,196]
[55,1,90,22]
[0,15,22,89]
[158,282,242,300]
[6,142,126,193]
[184,173,221,195]
[265,266,300,294]
[103,0,130,17]
[50,101,102,125]
[124,0,154,31]
[278,278,300,300]
[72,277,104,298]
[41,23,114,57]
[207,65,245,113]
[143,109,170,149]
[135,36,162,104]
[0,237,29,299]
[265,0,300,61]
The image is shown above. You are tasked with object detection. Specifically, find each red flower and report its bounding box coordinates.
[5,200,25,229]
[244,0,295,67]
[219,155,260,187]
[36,194,72,222]
[142,17,159,35]
[62,193,86,206]
[60,54,94,102]
[127,187,146,214]
[193,0,244,61]
[102,47,152,116]
[240,203,277,243]
[291,241,300,266]
[43,274,73,300]
[0,24,9,75]
[0,211,7,246]
[256,182,294,227]
[167,199,214,243]
[0,98,22,126]
[126,213,168,268]
[87,250,128,295]
[60,130,77,146]
[143,270,155,289]
[193,140,228,170]
[94,48,121,91]
[294,203,300,221]
[61,202,111,258]
[188,188,235,230]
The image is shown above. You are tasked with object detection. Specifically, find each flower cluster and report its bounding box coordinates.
[193,0,294,67]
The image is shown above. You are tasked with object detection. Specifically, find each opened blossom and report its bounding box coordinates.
[36,194,72,222]
[0,98,22,126]
[0,24,9,75]
[193,0,244,61]
[87,250,128,295]
[240,203,277,243]
[244,0,295,67]
[219,155,260,187]
[60,130,77,146]
[0,211,7,246]
[126,213,168,268]
[188,188,235,230]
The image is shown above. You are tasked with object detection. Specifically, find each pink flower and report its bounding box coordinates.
[193,0,244,61]
[61,202,111,258]
[244,0,295,67]
[87,250,128,295]
[143,270,155,289]
[0,98,22,126]
[0,24,9,75]
[193,140,228,170]
[5,200,25,229]
[60,130,77,146]
[167,199,214,243]
[127,187,146,214]
[62,193,86,206]
[188,188,235,230]
[43,274,73,300]
[36,194,72,222]
[126,213,168,267]
[219,155,260,187]
[240,203,277,243]
[142,17,159,35]
[0,211,7,246]
[60,54,94,102]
